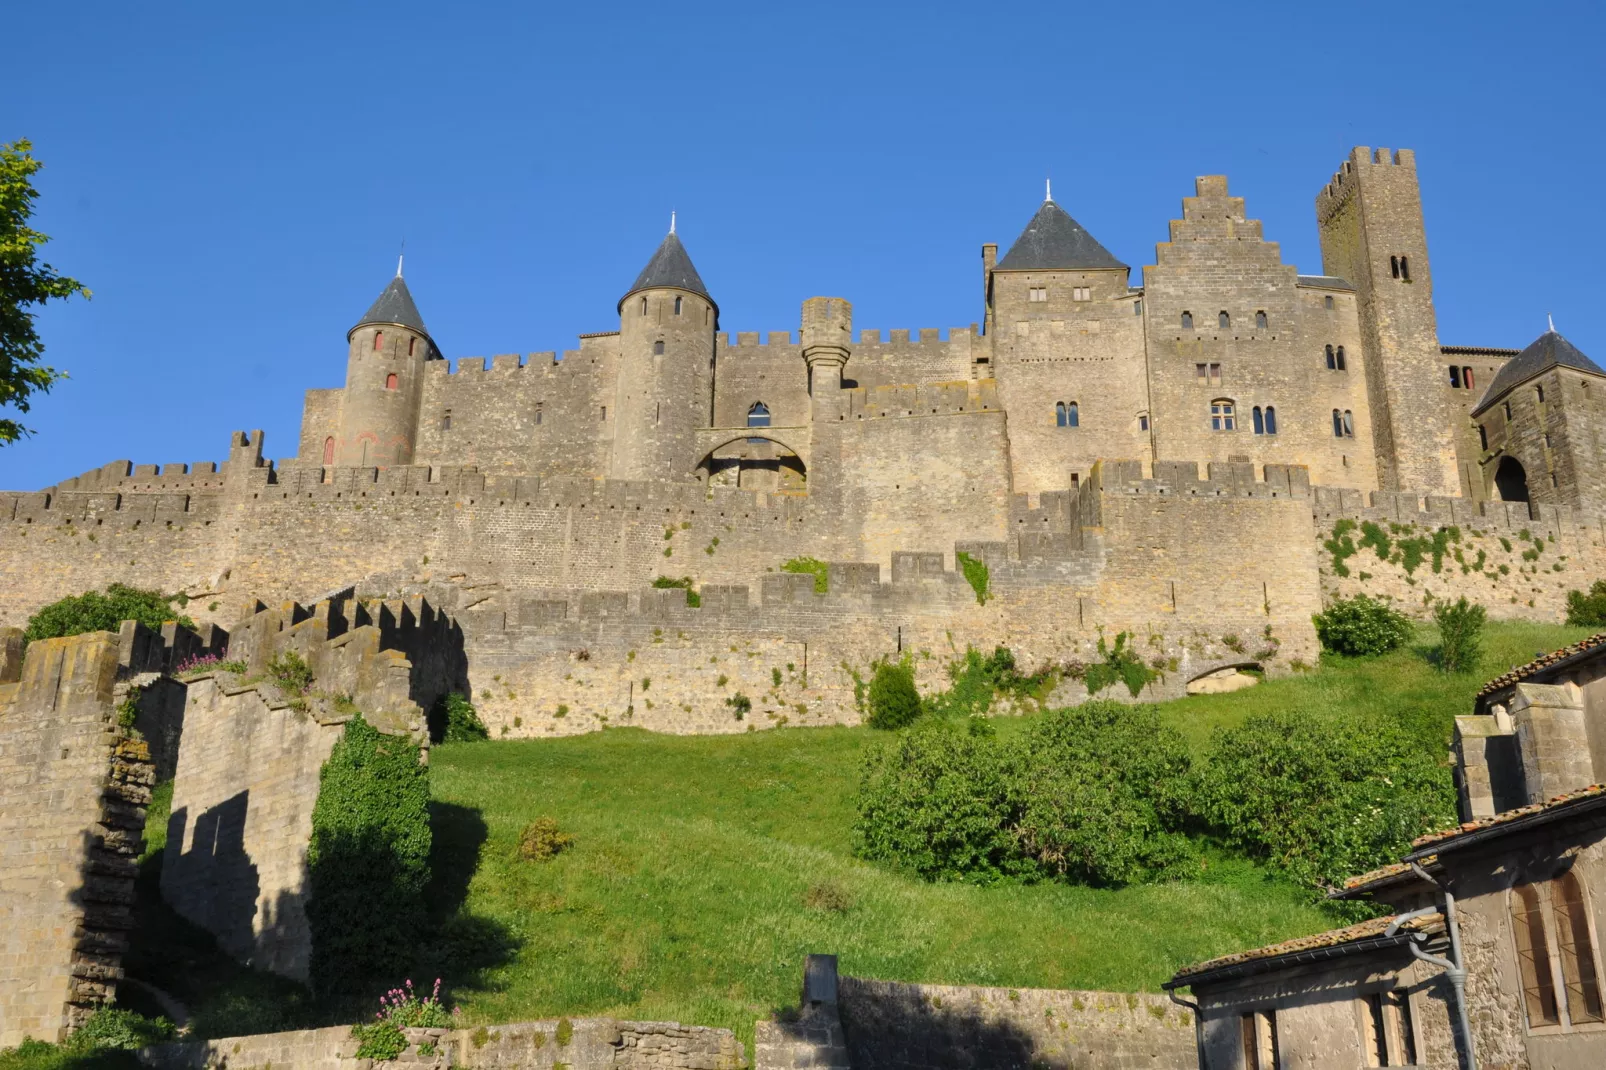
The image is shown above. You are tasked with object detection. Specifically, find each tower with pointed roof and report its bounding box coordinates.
[333,266,441,467]
[610,222,717,482]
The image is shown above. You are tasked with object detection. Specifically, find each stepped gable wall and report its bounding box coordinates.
[0,628,175,1047]
[161,592,462,982]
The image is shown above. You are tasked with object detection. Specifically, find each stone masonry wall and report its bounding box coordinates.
[0,631,157,1048]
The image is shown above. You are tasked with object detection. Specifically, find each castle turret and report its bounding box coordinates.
[801,297,852,402]
[611,220,717,482]
[334,266,440,467]
[1317,148,1458,494]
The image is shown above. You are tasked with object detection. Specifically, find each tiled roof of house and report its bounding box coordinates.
[1475,633,1606,701]
[1329,857,1439,900]
[1408,784,1606,857]
[1168,913,1441,985]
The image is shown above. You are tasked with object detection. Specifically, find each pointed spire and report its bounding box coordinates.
[618,227,715,313]
[996,197,1126,272]
[351,271,430,339]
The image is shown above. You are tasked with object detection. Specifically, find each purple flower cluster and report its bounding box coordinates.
[372,978,456,1028]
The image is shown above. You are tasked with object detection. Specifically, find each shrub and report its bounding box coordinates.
[866,660,922,730]
[307,715,431,996]
[1434,597,1487,674]
[803,881,853,912]
[1313,594,1413,657]
[651,575,701,608]
[67,1007,176,1052]
[1566,580,1606,627]
[518,818,574,861]
[266,650,314,693]
[352,979,454,1060]
[1196,710,1455,888]
[430,692,488,743]
[23,584,194,646]
[781,556,830,593]
[1003,702,1196,885]
[853,721,1020,882]
[1084,631,1154,697]
[955,551,990,605]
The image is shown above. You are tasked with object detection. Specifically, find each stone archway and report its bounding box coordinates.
[1494,455,1530,503]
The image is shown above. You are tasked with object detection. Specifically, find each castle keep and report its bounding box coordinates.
[1,146,1604,735]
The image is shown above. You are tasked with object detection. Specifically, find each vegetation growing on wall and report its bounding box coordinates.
[955,551,990,605]
[923,646,1054,720]
[307,714,431,997]
[651,575,701,608]
[22,584,194,646]
[1083,631,1154,697]
[780,556,829,593]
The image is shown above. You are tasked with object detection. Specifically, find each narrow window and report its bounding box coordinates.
[1055,401,1067,427]
[1400,256,1411,280]
[674,295,683,315]
[1210,362,1222,386]
[1265,406,1277,435]
[653,340,665,355]
[1343,410,1355,437]
[408,337,416,356]
[1450,366,1462,389]
[1211,399,1235,431]
[322,437,334,465]
[440,413,451,431]
[655,402,661,424]
[1554,872,1605,1023]
[1139,414,1150,431]
[1513,883,1561,1026]
[535,402,543,426]
[1252,406,1265,435]
[705,307,711,325]
[1464,367,1475,389]
[1362,993,1389,1066]
[1326,344,1336,370]
[1537,384,1546,403]
[600,406,606,421]
[373,330,383,351]
[1333,409,1344,438]
[1219,310,1230,329]
[1336,346,1347,371]
[1195,363,1208,385]
[1240,1010,1278,1070]
[1181,311,1193,330]
[1391,991,1417,1066]
[1134,300,1143,316]
[385,373,398,390]
[1478,425,1488,450]
[640,297,648,316]
[1505,401,1513,420]
[1067,401,1079,428]
[1255,310,1268,330]
[1325,295,1334,310]
[1391,255,1401,279]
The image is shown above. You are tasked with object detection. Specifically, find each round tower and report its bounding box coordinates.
[334,265,440,468]
[611,219,717,482]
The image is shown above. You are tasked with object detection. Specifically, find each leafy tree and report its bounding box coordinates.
[430,692,488,743]
[866,659,922,730]
[23,584,194,645]
[1565,580,1606,628]
[1313,594,1414,657]
[1196,710,1455,888]
[1,139,88,444]
[1433,596,1487,674]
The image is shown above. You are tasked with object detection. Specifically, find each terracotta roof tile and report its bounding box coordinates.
[1475,633,1606,700]
[1410,784,1606,851]
[1172,913,1441,980]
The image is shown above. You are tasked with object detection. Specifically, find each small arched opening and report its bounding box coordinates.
[697,431,806,496]
[1495,455,1531,503]
[1186,663,1263,695]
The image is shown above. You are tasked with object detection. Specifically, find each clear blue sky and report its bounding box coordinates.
[4,1,1601,489]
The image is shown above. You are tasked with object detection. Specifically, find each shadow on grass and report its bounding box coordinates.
[410,802,522,998]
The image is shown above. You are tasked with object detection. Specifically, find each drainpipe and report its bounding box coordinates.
[1166,988,1205,1067]
[1388,863,1477,1070]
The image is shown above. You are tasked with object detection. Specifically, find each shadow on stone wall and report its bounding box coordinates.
[162,794,260,962]
[838,995,1053,1070]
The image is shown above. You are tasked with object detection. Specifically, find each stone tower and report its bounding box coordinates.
[611,223,717,482]
[1317,148,1458,494]
[334,268,440,467]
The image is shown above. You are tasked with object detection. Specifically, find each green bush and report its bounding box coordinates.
[1196,711,1455,888]
[23,584,194,646]
[1566,580,1606,627]
[306,714,431,996]
[1313,594,1414,657]
[866,660,922,730]
[431,692,488,743]
[780,556,829,594]
[1004,702,1196,885]
[853,721,1020,882]
[1434,597,1487,674]
[67,1009,175,1053]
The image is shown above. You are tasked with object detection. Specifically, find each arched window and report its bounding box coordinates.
[1537,384,1546,403]
[674,296,683,315]
[1554,872,1604,1023]
[1325,345,1336,370]
[1219,311,1230,329]
[1343,410,1354,437]
[385,373,398,390]
[1210,399,1235,431]
[1055,401,1067,427]
[1066,401,1079,428]
[1324,295,1334,310]
[1513,883,1561,1026]
[1399,256,1411,280]
[747,402,771,428]
[1255,310,1267,330]
[1181,311,1193,330]
[373,330,383,351]
[1265,406,1277,435]
[1390,255,1401,279]
[534,402,543,426]
[640,296,648,316]
[441,413,452,431]
[1252,406,1265,434]
[322,437,335,465]
[1336,346,1347,371]
[653,340,665,355]
[1464,367,1475,389]
[1333,409,1344,438]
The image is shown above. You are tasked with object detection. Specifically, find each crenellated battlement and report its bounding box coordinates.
[840,379,998,420]
[1309,484,1582,542]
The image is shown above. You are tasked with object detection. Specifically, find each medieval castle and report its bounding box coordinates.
[0,145,1603,736]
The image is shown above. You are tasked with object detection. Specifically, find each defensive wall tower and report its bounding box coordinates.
[612,222,718,482]
[334,267,441,467]
[801,297,852,406]
[1317,148,1458,495]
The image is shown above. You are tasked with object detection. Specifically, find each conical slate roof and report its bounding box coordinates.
[351,274,429,337]
[619,231,715,311]
[1473,329,1605,415]
[996,199,1126,272]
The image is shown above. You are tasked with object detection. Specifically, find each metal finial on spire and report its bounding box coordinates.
[1045,178,1052,202]
[669,210,676,235]
[396,239,405,278]
[1549,312,1556,333]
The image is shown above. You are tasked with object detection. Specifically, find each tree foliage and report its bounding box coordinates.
[1313,594,1414,657]
[307,714,431,996]
[23,583,194,645]
[1,139,88,444]
[430,692,488,743]
[1433,596,1487,674]
[1566,580,1606,628]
